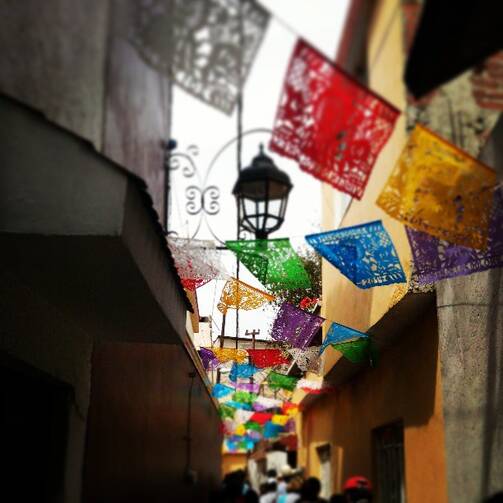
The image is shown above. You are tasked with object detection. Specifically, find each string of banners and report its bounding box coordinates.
[139,6,503,452]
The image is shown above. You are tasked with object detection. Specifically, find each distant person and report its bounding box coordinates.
[343,476,373,503]
[266,468,278,483]
[259,481,277,503]
[278,465,295,495]
[299,477,327,502]
[277,474,304,503]
[484,493,503,503]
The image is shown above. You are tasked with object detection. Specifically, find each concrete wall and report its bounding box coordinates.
[436,119,503,502]
[0,0,170,216]
[84,342,222,503]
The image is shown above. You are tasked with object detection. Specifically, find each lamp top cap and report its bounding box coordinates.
[233,144,292,193]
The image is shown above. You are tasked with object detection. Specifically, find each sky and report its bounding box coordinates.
[170,0,350,341]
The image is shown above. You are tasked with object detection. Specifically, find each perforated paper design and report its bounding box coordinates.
[209,347,248,364]
[271,303,325,349]
[287,346,322,373]
[168,238,224,291]
[406,187,503,283]
[247,349,291,368]
[266,371,299,392]
[252,396,283,412]
[236,382,260,393]
[131,0,270,115]
[226,239,311,290]
[229,362,258,382]
[264,422,284,439]
[199,348,218,370]
[331,338,377,365]
[212,383,234,399]
[321,322,367,353]
[270,39,400,199]
[376,125,497,249]
[306,221,406,289]
[217,278,275,314]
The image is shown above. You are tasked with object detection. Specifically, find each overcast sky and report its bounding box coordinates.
[170,0,350,340]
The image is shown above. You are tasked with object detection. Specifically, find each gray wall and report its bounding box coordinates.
[0,0,170,217]
[437,117,503,502]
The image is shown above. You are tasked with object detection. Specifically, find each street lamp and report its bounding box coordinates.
[233,145,293,240]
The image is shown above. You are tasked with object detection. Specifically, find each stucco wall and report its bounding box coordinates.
[84,342,222,503]
[302,308,448,502]
[222,453,248,476]
[320,0,409,378]
[0,0,170,216]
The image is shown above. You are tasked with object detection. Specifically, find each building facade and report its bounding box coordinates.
[0,1,222,502]
[296,1,503,502]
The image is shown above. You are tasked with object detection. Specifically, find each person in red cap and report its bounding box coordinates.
[342,476,373,503]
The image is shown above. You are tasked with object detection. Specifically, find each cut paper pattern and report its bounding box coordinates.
[247,349,291,368]
[167,238,224,291]
[212,383,234,399]
[245,421,263,432]
[264,421,284,439]
[226,239,311,290]
[236,382,260,393]
[270,39,400,200]
[209,348,248,364]
[217,278,275,314]
[267,371,299,392]
[306,221,406,289]
[287,346,322,372]
[131,0,270,115]
[225,400,253,411]
[297,378,334,394]
[282,402,299,417]
[271,303,325,349]
[235,424,246,436]
[250,412,273,425]
[406,187,503,283]
[252,396,283,411]
[271,414,290,426]
[198,348,218,370]
[376,124,497,249]
[235,410,255,424]
[219,404,236,420]
[320,322,367,353]
[232,391,258,406]
[247,430,262,441]
[331,338,377,365]
[229,362,259,382]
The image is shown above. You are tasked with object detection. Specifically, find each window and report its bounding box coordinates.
[373,421,406,503]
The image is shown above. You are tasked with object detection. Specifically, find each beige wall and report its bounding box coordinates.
[302,309,448,503]
[300,1,448,502]
[222,453,248,476]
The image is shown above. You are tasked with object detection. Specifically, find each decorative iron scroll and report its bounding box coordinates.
[131,0,270,114]
[377,124,497,249]
[270,39,400,199]
[306,221,406,289]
